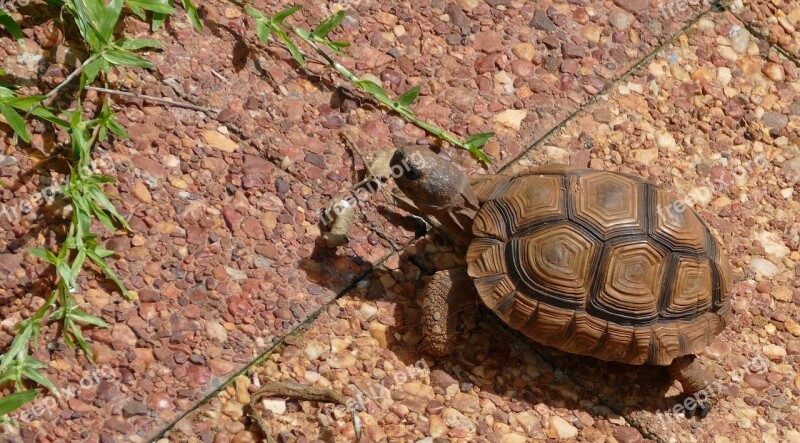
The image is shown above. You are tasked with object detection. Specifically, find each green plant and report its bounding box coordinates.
[0,0,199,428]
[242,4,495,164]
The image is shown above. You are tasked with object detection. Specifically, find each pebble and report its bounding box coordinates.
[763,344,787,361]
[549,416,578,439]
[494,109,527,131]
[261,398,286,415]
[749,257,780,278]
[609,8,635,30]
[200,130,239,153]
[512,42,536,62]
[762,63,785,82]
[132,182,152,203]
[613,426,643,443]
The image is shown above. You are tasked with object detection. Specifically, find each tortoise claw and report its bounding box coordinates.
[682,398,712,419]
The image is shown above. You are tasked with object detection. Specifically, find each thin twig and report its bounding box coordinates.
[84,86,219,114]
[43,54,99,103]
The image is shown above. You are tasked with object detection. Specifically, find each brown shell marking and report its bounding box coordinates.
[467,168,733,366]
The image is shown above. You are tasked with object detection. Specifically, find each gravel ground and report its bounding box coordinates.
[160,7,800,443]
[735,0,800,59]
[0,0,797,442]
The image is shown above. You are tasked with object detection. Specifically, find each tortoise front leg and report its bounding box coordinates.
[421,267,477,357]
[666,355,721,418]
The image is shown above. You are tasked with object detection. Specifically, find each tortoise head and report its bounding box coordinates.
[390,147,480,245]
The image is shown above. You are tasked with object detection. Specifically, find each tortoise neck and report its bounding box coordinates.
[426,186,480,246]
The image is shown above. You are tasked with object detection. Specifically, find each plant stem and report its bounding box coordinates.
[85,86,219,113]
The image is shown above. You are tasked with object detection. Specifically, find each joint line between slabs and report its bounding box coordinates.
[148,251,396,441]
[499,7,715,174]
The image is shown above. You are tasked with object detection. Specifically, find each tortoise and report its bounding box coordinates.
[390,147,733,416]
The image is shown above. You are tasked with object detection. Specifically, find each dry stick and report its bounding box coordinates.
[248,381,361,443]
[84,86,219,114]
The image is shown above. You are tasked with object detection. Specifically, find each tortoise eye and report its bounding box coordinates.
[405,166,421,180]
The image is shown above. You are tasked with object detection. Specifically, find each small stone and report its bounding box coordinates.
[200,130,239,153]
[146,392,172,411]
[549,415,578,439]
[131,182,152,203]
[773,286,793,302]
[655,130,677,151]
[785,319,800,336]
[730,28,751,53]
[222,401,244,420]
[512,42,536,62]
[231,431,259,443]
[502,433,527,443]
[631,148,658,165]
[612,0,647,13]
[402,381,435,401]
[544,145,569,163]
[473,31,504,53]
[762,62,785,82]
[206,321,228,342]
[452,392,480,414]
[609,8,635,30]
[749,257,780,278]
[261,398,286,415]
[304,341,326,360]
[756,231,790,258]
[613,426,643,443]
[92,343,114,365]
[494,109,527,131]
[122,400,148,417]
[762,112,789,130]
[580,25,602,44]
[369,322,389,348]
[186,364,212,388]
[235,376,251,405]
[763,344,786,361]
[85,288,111,309]
[743,373,770,391]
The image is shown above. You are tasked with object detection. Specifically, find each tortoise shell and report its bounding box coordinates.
[466,166,733,366]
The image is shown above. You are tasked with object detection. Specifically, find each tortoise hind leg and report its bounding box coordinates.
[421,268,477,357]
[666,355,721,418]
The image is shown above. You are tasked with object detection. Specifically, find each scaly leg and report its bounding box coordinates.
[421,267,477,357]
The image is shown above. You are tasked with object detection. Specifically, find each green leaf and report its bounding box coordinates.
[272,5,301,24]
[81,57,107,89]
[21,365,58,395]
[101,49,154,68]
[256,20,271,42]
[464,131,495,149]
[274,27,304,65]
[182,0,202,31]
[0,103,30,143]
[397,85,420,108]
[354,79,390,102]
[72,0,123,49]
[0,390,38,416]
[0,10,24,42]
[29,248,58,265]
[69,309,109,328]
[85,248,127,294]
[1,326,32,368]
[312,10,345,38]
[87,186,130,229]
[126,0,176,14]
[244,5,264,19]
[70,250,87,279]
[68,323,93,362]
[117,38,165,50]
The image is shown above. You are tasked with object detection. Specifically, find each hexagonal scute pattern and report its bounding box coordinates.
[514,223,600,306]
[497,175,565,231]
[590,239,667,321]
[662,256,712,319]
[650,188,708,253]
[570,172,645,239]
